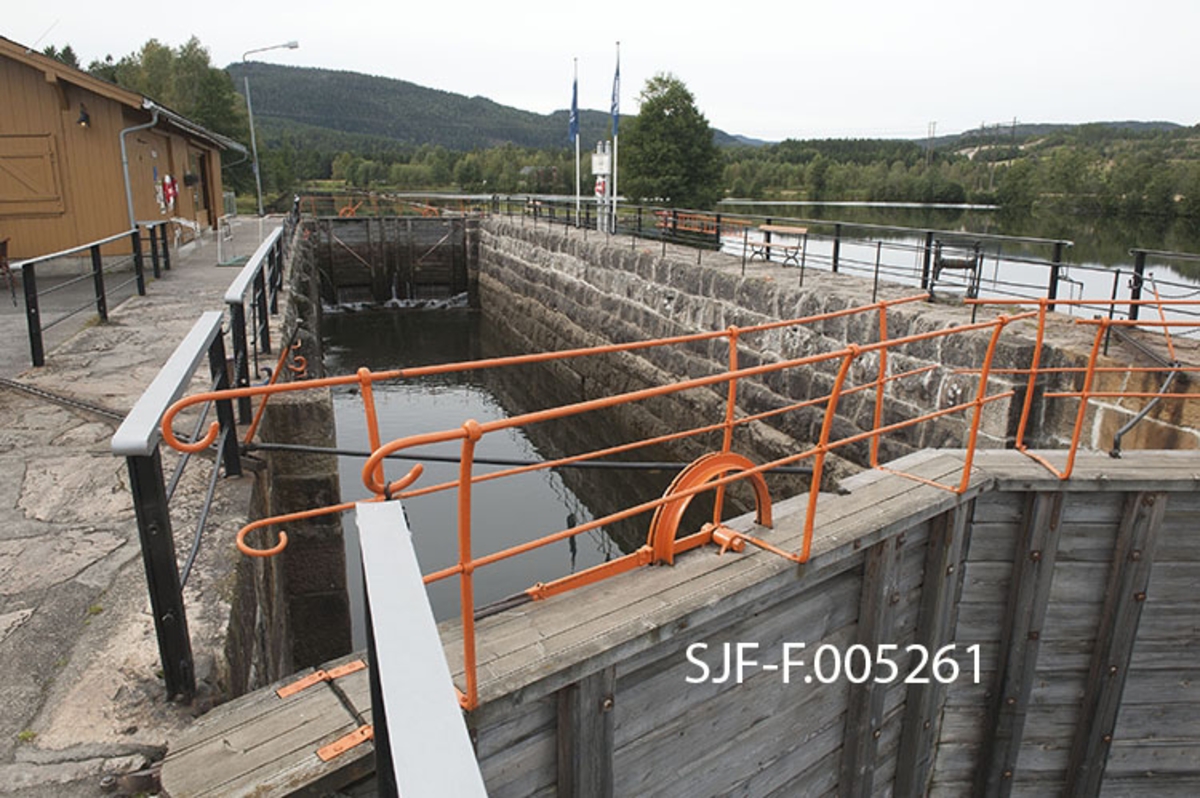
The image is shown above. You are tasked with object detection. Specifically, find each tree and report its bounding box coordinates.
[41,45,81,69]
[996,159,1038,213]
[620,73,723,209]
[86,37,247,142]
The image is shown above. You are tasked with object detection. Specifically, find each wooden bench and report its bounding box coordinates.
[745,224,808,267]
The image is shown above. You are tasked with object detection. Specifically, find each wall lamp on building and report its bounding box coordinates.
[77,103,90,128]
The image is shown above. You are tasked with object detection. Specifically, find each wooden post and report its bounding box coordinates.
[974,492,1064,798]
[894,502,974,796]
[1063,492,1166,797]
[839,535,904,797]
[557,666,616,798]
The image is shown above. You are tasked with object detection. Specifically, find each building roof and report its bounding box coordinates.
[0,35,247,154]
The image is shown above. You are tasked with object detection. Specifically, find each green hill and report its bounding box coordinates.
[226,62,762,152]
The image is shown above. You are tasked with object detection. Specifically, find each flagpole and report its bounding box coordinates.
[573,58,581,226]
[611,41,620,233]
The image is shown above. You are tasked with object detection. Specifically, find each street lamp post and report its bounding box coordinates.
[242,41,299,217]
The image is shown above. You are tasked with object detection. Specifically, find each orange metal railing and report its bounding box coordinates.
[965,295,1200,480]
[159,290,1200,710]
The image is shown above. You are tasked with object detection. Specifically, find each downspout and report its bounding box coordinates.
[121,103,161,229]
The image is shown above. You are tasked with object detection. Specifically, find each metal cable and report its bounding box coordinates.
[245,441,814,474]
[180,425,229,589]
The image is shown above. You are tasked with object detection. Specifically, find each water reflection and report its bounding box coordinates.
[325,309,623,639]
[719,202,1200,275]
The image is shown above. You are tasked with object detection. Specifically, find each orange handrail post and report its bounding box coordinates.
[802,346,859,562]
[869,303,890,468]
[358,367,387,495]
[457,420,482,710]
[1060,320,1111,480]
[1014,298,1049,453]
[714,326,741,526]
[959,314,1015,492]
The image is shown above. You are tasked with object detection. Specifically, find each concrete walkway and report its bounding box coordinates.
[0,218,280,796]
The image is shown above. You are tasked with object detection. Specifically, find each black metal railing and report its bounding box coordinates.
[482,197,1200,335]
[12,222,182,367]
[15,229,144,366]
[110,218,293,700]
[224,226,285,422]
[111,311,241,701]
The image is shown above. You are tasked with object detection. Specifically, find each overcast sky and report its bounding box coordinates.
[7,1,1198,142]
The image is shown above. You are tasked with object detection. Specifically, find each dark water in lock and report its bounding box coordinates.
[324,309,662,645]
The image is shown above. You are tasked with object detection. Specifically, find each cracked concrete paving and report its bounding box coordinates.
[0,218,281,796]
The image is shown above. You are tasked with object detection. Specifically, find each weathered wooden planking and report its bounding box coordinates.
[457,450,966,672]
[840,535,904,797]
[1099,777,1200,798]
[159,678,363,798]
[974,491,1065,797]
[470,693,556,762]
[557,666,615,798]
[613,569,862,748]
[759,737,844,798]
[1103,740,1200,776]
[325,651,372,725]
[476,720,557,798]
[894,501,974,797]
[462,452,979,708]
[976,449,1200,493]
[613,626,857,797]
[1120,669,1200,705]
[1111,703,1200,745]
[1065,492,1167,796]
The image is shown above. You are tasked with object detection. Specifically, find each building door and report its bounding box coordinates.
[187,149,212,229]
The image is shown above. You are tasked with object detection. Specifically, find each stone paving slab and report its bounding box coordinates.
[0,218,280,796]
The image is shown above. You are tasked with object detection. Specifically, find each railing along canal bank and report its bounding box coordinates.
[493,196,1200,331]
[109,221,292,700]
[156,280,1200,715]
[299,192,1200,338]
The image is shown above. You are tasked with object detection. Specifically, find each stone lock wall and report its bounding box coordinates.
[225,230,351,695]
[478,219,1044,482]
[477,219,1200,474]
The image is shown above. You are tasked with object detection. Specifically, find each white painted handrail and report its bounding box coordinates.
[356,501,488,797]
[111,311,224,457]
[11,229,136,270]
[224,225,282,304]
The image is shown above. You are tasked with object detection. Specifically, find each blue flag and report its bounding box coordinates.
[569,75,579,143]
[610,57,620,138]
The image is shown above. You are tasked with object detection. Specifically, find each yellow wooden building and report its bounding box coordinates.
[0,35,246,259]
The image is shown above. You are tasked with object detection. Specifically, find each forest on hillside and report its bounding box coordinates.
[271,124,1200,223]
[42,38,1200,219]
